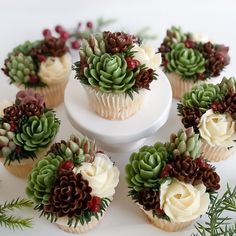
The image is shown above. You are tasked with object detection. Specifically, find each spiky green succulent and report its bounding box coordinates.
[12,40,41,55]
[126,143,169,191]
[165,43,206,79]
[164,26,187,46]
[219,77,236,94]
[165,127,200,159]
[180,83,224,112]
[13,111,59,151]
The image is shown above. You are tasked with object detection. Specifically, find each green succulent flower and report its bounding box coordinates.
[82,53,138,93]
[13,111,59,151]
[12,40,41,55]
[219,77,236,94]
[165,43,206,78]
[126,143,168,191]
[180,83,224,112]
[164,26,187,46]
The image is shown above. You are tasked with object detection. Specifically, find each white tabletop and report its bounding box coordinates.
[0,0,236,235]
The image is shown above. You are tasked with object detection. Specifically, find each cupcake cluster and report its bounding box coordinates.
[158,26,230,98]
[2,35,71,107]
[73,31,161,120]
[0,90,59,177]
[126,128,220,232]
[26,135,119,233]
[178,77,236,161]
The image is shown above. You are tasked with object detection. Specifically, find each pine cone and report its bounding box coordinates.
[171,156,199,184]
[103,31,135,54]
[224,92,236,119]
[211,100,226,113]
[22,101,45,117]
[134,68,154,90]
[138,189,160,211]
[206,54,225,77]
[201,42,215,58]
[43,170,92,217]
[202,169,220,191]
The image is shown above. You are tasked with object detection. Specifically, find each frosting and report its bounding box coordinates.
[38,53,71,85]
[75,153,119,198]
[198,109,236,147]
[160,179,210,223]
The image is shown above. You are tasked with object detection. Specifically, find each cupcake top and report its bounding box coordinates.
[158,26,230,81]
[26,135,119,227]
[178,77,236,148]
[73,31,161,97]
[0,90,60,164]
[2,35,71,88]
[126,127,220,223]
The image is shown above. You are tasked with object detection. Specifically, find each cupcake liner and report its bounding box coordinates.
[83,85,146,120]
[200,139,236,162]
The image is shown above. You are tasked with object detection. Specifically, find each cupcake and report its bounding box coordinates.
[0,90,60,178]
[2,35,71,108]
[73,31,161,120]
[126,127,220,232]
[158,26,230,99]
[178,77,236,162]
[26,135,119,233]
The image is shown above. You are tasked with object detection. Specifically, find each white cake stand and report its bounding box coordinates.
[64,69,172,152]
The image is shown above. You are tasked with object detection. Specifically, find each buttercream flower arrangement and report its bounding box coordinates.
[1,34,71,107]
[178,77,236,162]
[0,90,60,178]
[73,31,161,120]
[126,127,220,232]
[26,135,119,233]
[158,26,230,98]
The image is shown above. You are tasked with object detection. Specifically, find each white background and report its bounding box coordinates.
[0,0,236,235]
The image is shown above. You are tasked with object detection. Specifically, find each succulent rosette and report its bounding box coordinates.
[126,127,220,232]
[26,135,119,233]
[0,90,60,178]
[178,77,236,162]
[158,26,230,98]
[1,34,72,107]
[73,31,162,120]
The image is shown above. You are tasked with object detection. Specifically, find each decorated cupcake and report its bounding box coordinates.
[0,90,60,178]
[73,31,161,120]
[158,26,230,99]
[126,128,220,232]
[178,77,236,162]
[2,34,71,108]
[26,135,119,233]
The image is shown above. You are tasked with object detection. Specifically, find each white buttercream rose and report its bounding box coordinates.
[0,100,13,116]
[131,44,162,70]
[75,153,119,198]
[198,109,236,147]
[160,179,210,223]
[38,53,71,85]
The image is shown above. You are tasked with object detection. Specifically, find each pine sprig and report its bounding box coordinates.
[0,198,33,230]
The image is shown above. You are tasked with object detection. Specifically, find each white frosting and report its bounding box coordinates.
[75,153,119,198]
[160,179,210,223]
[38,53,71,85]
[198,109,236,147]
[192,33,212,43]
[131,44,162,70]
[0,100,13,116]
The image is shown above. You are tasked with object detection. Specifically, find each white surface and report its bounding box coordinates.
[0,0,236,235]
[64,69,172,151]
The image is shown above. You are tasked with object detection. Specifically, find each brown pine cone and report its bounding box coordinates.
[135,68,154,90]
[171,156,199,185]
[224,92,236,119]
[207,54,225,76]
[22,101,45,117]
[158,42,171,66]
[43,170,92,217]
[202,169,220,191]
[3,105,24,123]
[103,31,136,54]
[202,42,215,58]
[138,189,160,211]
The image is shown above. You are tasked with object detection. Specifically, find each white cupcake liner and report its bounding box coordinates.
[200,139,236,162]
[83,85,146,120]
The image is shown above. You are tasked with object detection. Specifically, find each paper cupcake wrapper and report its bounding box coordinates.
[83,85,146,120]
[200,139,236,162]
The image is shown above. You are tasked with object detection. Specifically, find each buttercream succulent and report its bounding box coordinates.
[219,77,236,94]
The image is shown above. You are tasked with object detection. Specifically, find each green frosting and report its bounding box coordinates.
[126,143,168,191]
[165,127,200,159]
[165,43,206,78]
[13,111,59,151]
[6,53,37,84]
[26,153,64,204]
[219,77,236,94]
[83,53,137,93]
[164,26,187,45]
[181,83,223,112]
[12,40,41,55]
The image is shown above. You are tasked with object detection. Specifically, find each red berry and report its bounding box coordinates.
[125,57,139,70]
[60,31,70,41]
[160,164,173,178]
[28,75,40,84]
[133,59,140,67]
[42,29,52,39]
[60,160,74,171]
[88,196,101,212]
[71,40,80,49]
[197,73,205,81]
[37,55,47,62]
[184,39,195,48]
[55,25,64,34]
[86,21,93,29]
[155,208,165,216]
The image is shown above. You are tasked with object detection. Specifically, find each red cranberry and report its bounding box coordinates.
[60,160,74,171]
[37,55,47,62]
[160,164,173,178]
[71,40,80,49]
[42,29,52,39]
[28,75,40,84]
[60,31,70,41]
[184,39,195,48]
[55,25,64,34]
[88,196,101,212]
[125,57,139,70]
[86,21,93,29]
